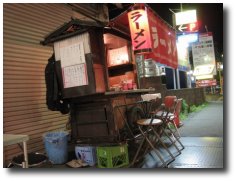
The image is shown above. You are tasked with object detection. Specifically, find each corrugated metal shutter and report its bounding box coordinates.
[3,3,75,165]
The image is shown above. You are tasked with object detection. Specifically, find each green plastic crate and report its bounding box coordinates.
[96,144,129,168]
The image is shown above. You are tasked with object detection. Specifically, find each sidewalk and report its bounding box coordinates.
[179,101,223,137]
[168,100,224,168]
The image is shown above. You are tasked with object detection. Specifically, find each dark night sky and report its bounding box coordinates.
[108,3,223,54]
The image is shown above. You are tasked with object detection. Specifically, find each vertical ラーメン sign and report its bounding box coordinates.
[128,5,178,69]
[128,7,152,54]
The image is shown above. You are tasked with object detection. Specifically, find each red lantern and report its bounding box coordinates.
[128,7,152,54]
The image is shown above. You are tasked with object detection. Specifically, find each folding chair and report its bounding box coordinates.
[167,98,183,138]
[129,95,176,168]
[155,96,184,153]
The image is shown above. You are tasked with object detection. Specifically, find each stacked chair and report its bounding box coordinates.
[155,96,184,152]
[129,95,184,168]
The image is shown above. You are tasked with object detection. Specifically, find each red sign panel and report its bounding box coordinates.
[127,5,178,69]
[189,22,198,32]
[145,8,178,69]
[128,8,152,54]
[196,79,217,87]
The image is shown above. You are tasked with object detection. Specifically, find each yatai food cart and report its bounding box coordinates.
[42,4,178,143]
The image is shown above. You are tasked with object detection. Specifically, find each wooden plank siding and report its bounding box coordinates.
[3,3,74,166]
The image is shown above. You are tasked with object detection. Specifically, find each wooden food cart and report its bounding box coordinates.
[43,19,156,142]
[42,3,180,143]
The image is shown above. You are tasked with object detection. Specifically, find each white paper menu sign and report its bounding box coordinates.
[108,46,129,66]
[62,64,88,88]
[58,41,88,88]
[60,42,86,68]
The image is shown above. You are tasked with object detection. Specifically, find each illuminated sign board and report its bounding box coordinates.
[176,33,198,71]
[128,8,152,54]
[175,10,197,25]
[177,33,199,46]
[196,79,217,87]
[175,10,198,33]
[192,32,216,79]
[177,42,190,71]
[177,22,199,32]
[193,64,215,76]
[127,4,178,69]
[107,46,129,67]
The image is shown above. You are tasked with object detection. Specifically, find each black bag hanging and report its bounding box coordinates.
[45,53,70,114]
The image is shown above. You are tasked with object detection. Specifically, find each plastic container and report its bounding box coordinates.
[75,145,96,166]
[43,131,68,164]
[96,144,129,168]
[9,152,48,168]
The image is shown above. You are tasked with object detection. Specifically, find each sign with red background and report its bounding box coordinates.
[196,79,217,87]
[128,8,152,53]
[128,5,178,69]
[145,8,178,69]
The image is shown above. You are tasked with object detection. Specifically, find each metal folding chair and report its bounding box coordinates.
[129,95,177,168]
[167,98,183,138]
[155,96,184,153]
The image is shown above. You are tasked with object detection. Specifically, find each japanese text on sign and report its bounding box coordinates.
[128,8,152,53]
[53,34,89,89]
[60,42,86,68]
[107,46,129,66]
[62,64,88,88]
[145,8,178,69]
[192,33,216,67]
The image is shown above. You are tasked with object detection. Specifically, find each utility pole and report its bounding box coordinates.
[169,7,181,89]
[170,10,177,89]
[180,3,183,11]
[217,60,223,95]
[205,25,208,33]
[218,68,222,94]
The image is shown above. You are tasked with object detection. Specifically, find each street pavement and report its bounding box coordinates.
[179,101,223,137]
[168,100,224,168]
